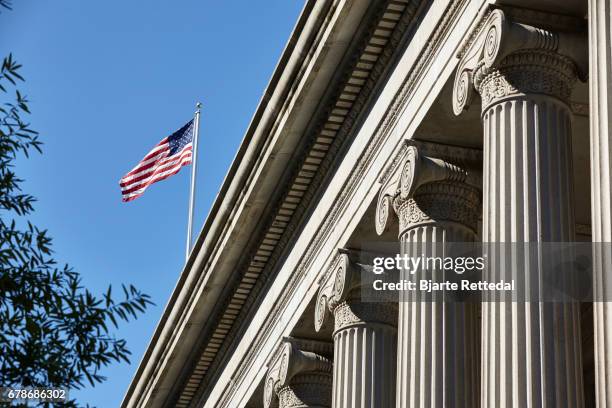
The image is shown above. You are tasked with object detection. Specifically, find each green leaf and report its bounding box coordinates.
[0,52,152,407]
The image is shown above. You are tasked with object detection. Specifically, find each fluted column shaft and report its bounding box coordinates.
[375,143,482,408]
[452,10,587,407]
[588,0,612,406]
[315,253,398,408]
[332,301,397,408]
[480,92,584,408]
[397,182,481,408]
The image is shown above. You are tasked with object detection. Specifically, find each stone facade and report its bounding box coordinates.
[124,1,611,407]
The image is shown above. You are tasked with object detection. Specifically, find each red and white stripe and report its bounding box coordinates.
[120,137,192,202]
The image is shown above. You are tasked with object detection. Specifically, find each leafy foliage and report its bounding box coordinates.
[0,55,153,407]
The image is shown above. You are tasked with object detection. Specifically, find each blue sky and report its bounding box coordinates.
[0,1,305,406]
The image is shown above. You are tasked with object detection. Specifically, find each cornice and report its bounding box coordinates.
[178,1,427,406]
[123,1,338,406]
[208,0,475,406]
[248,0,469,351]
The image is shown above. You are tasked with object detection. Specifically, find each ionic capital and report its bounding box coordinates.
[332,301,397,332]
[315,250,396,332]
[452,8,587,113]
[314,250,360,332]
[375,141,481,237]
[264,338,333,408]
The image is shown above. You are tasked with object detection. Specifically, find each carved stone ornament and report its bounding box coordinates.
[263,338,332,408]
[452,8,587,114]
[332,301,397,332]
[315,250,397,332]
[375,142,481,237]
[314,251,358,332]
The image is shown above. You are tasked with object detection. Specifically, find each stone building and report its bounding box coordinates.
[123,0,612,406]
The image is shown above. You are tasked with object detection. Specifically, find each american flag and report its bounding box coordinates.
[120,120,194,202]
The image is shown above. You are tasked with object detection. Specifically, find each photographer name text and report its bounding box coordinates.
[372,279,516,292]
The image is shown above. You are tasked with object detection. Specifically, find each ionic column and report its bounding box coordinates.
[376,142,482,407]
[588,0,612,406]
[453,9,587,407]
[315,252,397,408]
[264,338,333,408]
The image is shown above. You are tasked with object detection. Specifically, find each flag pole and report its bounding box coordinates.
[186,102,201,261]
